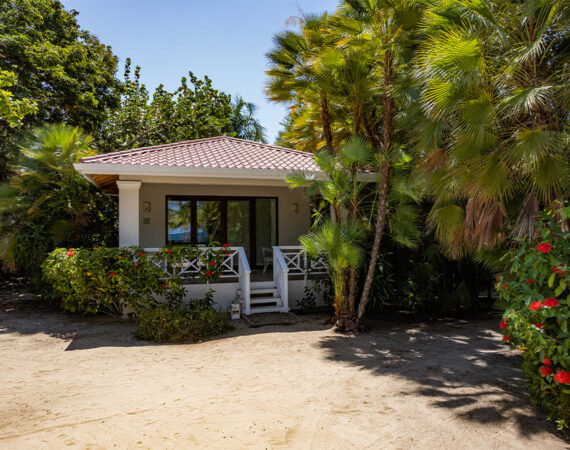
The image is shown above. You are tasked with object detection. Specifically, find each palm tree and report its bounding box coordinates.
[265,13,337,153]
[227,95,267,142]
[0,124,116,276]
[329,0,425,323]
[287,137,373,330]
[414,0,569,259]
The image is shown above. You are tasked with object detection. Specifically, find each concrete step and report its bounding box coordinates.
[247,305,285,314]
[250,296,282,306]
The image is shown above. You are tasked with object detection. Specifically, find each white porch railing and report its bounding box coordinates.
[272,246,289,312]
[236,247,251,315]
[145,246,252,315]
[277,246,328,282]
[273,246,329,312]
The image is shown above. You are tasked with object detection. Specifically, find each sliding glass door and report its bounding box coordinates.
[166,196,277,266]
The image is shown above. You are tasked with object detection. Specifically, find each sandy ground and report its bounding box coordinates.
[0,293,568,449]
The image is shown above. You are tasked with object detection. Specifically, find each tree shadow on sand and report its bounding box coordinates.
[317,319,563,439]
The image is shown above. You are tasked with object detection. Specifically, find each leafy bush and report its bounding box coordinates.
[135,290,233,343]
[42,245,229,315]
[497,210,569,433]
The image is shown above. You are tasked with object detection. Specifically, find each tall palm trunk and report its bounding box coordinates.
[319,94,334,154]
[357,50,394,324]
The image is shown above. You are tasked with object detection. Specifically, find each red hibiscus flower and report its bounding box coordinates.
[554,370,570,385]
[526,279,533,285]
[541,366,553,377]
[110,272,116,277]
[544,357,552,366]
[67,252,75,257]
[502,335,510,342]
[210,261,216,266]
[536,243,552,254]
[529,301,543,311]
[553,267,563,275]
[535,323,545,329]
[499,320,507,330]
[222,243,230,248]
[206,271,213,277]
[544,298,560,308]
[140,252,145,257]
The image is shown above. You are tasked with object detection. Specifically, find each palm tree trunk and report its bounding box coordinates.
[357,50,394,324]
[319,94,334,154]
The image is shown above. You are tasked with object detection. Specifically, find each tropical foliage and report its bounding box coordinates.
[497,208,569,434]
[42,244,229,316]
[0,124,117,282]
[414,0,570,258]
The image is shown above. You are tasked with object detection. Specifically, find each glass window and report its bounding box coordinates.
[227,200,250,257]
[255,198,277,263]
[196,200,223,244]
[167,199,192,244]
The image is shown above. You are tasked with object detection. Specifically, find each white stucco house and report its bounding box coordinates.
[74,136,330,314]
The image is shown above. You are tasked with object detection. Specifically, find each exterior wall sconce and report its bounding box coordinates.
[291,202,299,214]
[143,201,151,214]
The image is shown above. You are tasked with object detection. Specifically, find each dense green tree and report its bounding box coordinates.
[0,0,121,178]
[0,124,117,281]
[100,60,266,151]
[0,70,37,128]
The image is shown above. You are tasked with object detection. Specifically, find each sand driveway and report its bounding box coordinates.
[0,293,567,449]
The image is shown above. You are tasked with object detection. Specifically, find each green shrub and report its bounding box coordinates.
[42,245,228,315]
[497,210,569,434]
[135,304,233,343]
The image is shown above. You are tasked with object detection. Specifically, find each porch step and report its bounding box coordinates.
[247,305,284,314]
[250,287,279,297]
[250,296,282,306]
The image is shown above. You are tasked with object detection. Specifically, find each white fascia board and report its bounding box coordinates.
[73,163,377,183]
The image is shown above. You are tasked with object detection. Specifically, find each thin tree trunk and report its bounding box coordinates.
[357,49,394,325]
[319,94,334,155]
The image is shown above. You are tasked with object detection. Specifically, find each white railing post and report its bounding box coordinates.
[273,246,289,312]
[237,247,251,315]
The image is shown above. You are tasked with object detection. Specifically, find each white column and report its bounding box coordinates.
[117,181,142,247]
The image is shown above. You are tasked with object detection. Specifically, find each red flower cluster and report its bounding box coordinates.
[110,272,116,277]
[554,370,570,384]
[499,320,507,329]
[166,249,172,254]
[132,266,137,270]
[206,271,213,277]
[535,323,544,329]
[210,261,216,266]
[225,252,230,256]
[500,283,508,290]
[526,279,533,285]
[140,252,145,257]
[541,366,553,377]
[536,242,552,254]
[544,357,552,366]
[502,335,510,342]
[222,243,230,248]
[161,283,167,288]
[529,301,542,311]
[67,252,75,257]
[553,265,566,275]
[544,298,560,308]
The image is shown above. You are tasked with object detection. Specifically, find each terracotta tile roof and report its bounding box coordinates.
[79,136,321,172]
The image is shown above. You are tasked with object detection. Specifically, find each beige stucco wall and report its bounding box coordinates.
[133,181,311,249]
